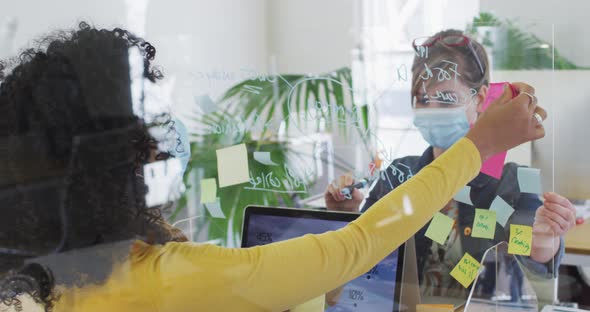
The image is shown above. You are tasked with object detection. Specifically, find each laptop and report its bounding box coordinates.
[241,205,405,312]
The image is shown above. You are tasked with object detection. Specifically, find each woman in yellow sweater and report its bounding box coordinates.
[0,23,545,312]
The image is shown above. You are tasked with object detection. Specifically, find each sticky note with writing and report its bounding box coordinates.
[489,196,514,227]
[508,224,533,256]
[471,209,497,239]
[200,178,217,204]
[425,212,454,245]
[450,253,481,288]
[517,167,542,194]
[216,143,250,188]
[453,186,473,205]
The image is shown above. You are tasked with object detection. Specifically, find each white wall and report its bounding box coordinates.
[0,0,126,56]
[480,0,590,67]
[268,0,355,74]
[143,0,269,113]
[0,0,269,105]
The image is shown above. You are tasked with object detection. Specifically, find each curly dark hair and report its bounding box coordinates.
[0,22,185,311]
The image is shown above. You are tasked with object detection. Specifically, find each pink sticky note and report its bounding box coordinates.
[481,151,507,179]
[475,82,515,179]
[480,82,518,112]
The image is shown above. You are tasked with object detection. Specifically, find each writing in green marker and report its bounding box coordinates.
[508,224,533,256]
[471,209,496,239]
[450,253,481,288]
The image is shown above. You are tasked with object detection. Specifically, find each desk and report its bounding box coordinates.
[562,221,590,266]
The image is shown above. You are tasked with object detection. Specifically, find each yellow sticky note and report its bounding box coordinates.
[450,253,481,288]
[425,212,454,245]
[216,143,250,188]
[200,178,217,204]
[508,224,533,256]
[290,294,325,312]
[471,209,497,239]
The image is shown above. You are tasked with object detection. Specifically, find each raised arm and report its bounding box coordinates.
[155,83,546,311]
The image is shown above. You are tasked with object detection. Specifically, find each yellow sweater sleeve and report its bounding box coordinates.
[53,138,481,312]
[150,138,481,311]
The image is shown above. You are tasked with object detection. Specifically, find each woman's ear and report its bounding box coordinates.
[476,85,489,112]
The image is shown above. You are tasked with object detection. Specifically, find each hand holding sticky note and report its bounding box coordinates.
[508,224,533,256]
[476,82,517,180]
[471,209,497,239]
[425,212,454,245]
[450,253,481,288]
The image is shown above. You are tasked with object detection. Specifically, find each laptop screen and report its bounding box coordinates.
[241,206,404,312]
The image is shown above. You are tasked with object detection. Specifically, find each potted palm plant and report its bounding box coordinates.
[170,67,370,247]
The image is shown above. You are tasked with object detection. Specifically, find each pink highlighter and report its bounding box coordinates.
[477,82,519,180]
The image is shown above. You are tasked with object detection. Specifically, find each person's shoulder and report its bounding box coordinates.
[500,162,520,180]
[384,155,422,173]
[369,155,421,194]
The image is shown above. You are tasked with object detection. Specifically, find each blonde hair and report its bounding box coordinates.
[411,29,490,99]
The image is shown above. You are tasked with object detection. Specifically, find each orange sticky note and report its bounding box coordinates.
[450,253,481,288]
[508,224,533,256]
[417,304,455,312]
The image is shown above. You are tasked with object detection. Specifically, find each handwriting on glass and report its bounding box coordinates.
[415,45,429,59]
[373,163,414,189]
[245,165,311,194]
[191,67,279,83]
[415,57,480,107]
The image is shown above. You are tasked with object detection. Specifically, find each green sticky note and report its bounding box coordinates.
[508,224,533,256]
[471,209,497,239]
[450,253,481,288]
[425,212,454,245]
[200,178,217,204]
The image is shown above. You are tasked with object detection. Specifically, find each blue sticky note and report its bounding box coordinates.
[489,196,515,227]
[517,167,542,194]
[453,186,473,205]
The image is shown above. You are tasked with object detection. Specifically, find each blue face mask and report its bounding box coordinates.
[413,107,470,149]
